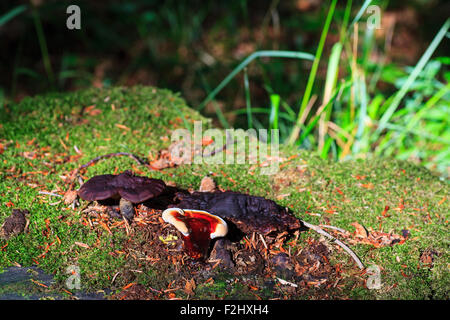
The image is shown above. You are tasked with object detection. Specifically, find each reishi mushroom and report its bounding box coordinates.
[162,208,228,259]
[78,170,166,220]
[171,191,302,235]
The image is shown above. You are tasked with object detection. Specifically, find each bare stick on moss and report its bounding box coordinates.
[68,152,149,191]
[301,220,364,270]
[78,152,149,170]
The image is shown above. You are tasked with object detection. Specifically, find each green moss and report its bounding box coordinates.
[0,86,448,299]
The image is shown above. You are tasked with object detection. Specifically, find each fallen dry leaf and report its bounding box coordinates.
[123,282,136,290]
[74,242,90,249]
[347,225,405,248]
[202,136,214,146]
[63,190,78,205]
[150,156,171,170]
[88,108,102,116]
[359,183,374,189]
[184,278,196,296]
[150,140,192,169]
[115,124,130,131]
[351,222,369,238]
[419,249,439,268]
[22,151,37,160]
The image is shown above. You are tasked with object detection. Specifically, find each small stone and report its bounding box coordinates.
[199,176,216,192]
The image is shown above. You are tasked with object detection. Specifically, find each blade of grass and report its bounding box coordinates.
[288,0,338,145]
[377,122,448,144]
[211,102,229,129]
[310,80,353,143]
[243,67,253,129]
[376,18,450,134]
[350,0,372,28]
[340,126,358,160]
[361,25,375,70]
[198,50,315,111]
[32,7,55,87]
[340,0,353,41]
[295,95,317,144]
[280,100,296,119]
[319,42,343,151]
[352,73,368,154]
[0,88,4,109]
[15,67,42,79]
[323,44,343,103]
[328,121,353,141]
[232,108,295,122]
[394,82,450,147]
[367,94,385,119]
[269,94,280,130]
[327,127,347,148]
[299,79,352,148]
[0,4,27,27]
[299,98,333,145]
[320,137,334,159]
[369,20,395,92]
[263,84,297,118]
[350,23,359,123]
[200,73,230,128]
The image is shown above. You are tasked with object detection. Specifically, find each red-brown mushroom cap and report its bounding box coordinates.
[172,191,302,235]
[78,170,166,203]
[113,171,166,203]
[77,174,117,201]
[162,208,228,259]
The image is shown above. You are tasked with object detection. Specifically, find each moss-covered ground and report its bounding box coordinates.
[0,86,448,299]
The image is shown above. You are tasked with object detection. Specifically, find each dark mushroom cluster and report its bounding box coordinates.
[78,170,166,220]
[77,171,302,260]
[170,191,302,236]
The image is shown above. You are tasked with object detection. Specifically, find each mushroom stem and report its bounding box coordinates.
[182,217,214,259]
[119,198,134,221]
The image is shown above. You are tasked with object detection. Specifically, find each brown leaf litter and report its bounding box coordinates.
[349,222,406,248]
[88,203,344,299]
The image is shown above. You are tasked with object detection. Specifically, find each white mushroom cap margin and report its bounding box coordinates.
[162,208,228,239]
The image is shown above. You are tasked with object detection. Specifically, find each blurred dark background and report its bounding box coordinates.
[1,0,448,111]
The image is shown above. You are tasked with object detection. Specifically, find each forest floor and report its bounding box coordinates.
[0,86,448,300]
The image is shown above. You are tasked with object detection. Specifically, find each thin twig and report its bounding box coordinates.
[68,152,150,190]
[319,224,349,234]
[38,191,63,198]
[277,277,298,288]
[259,234,268,250]
[203,131,234,157]
[301,220,364,270]
[78,152,148,170]
[111,272,120,284]
[123,216,131,236]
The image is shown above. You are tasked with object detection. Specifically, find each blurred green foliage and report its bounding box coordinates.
[0,0,449,176]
